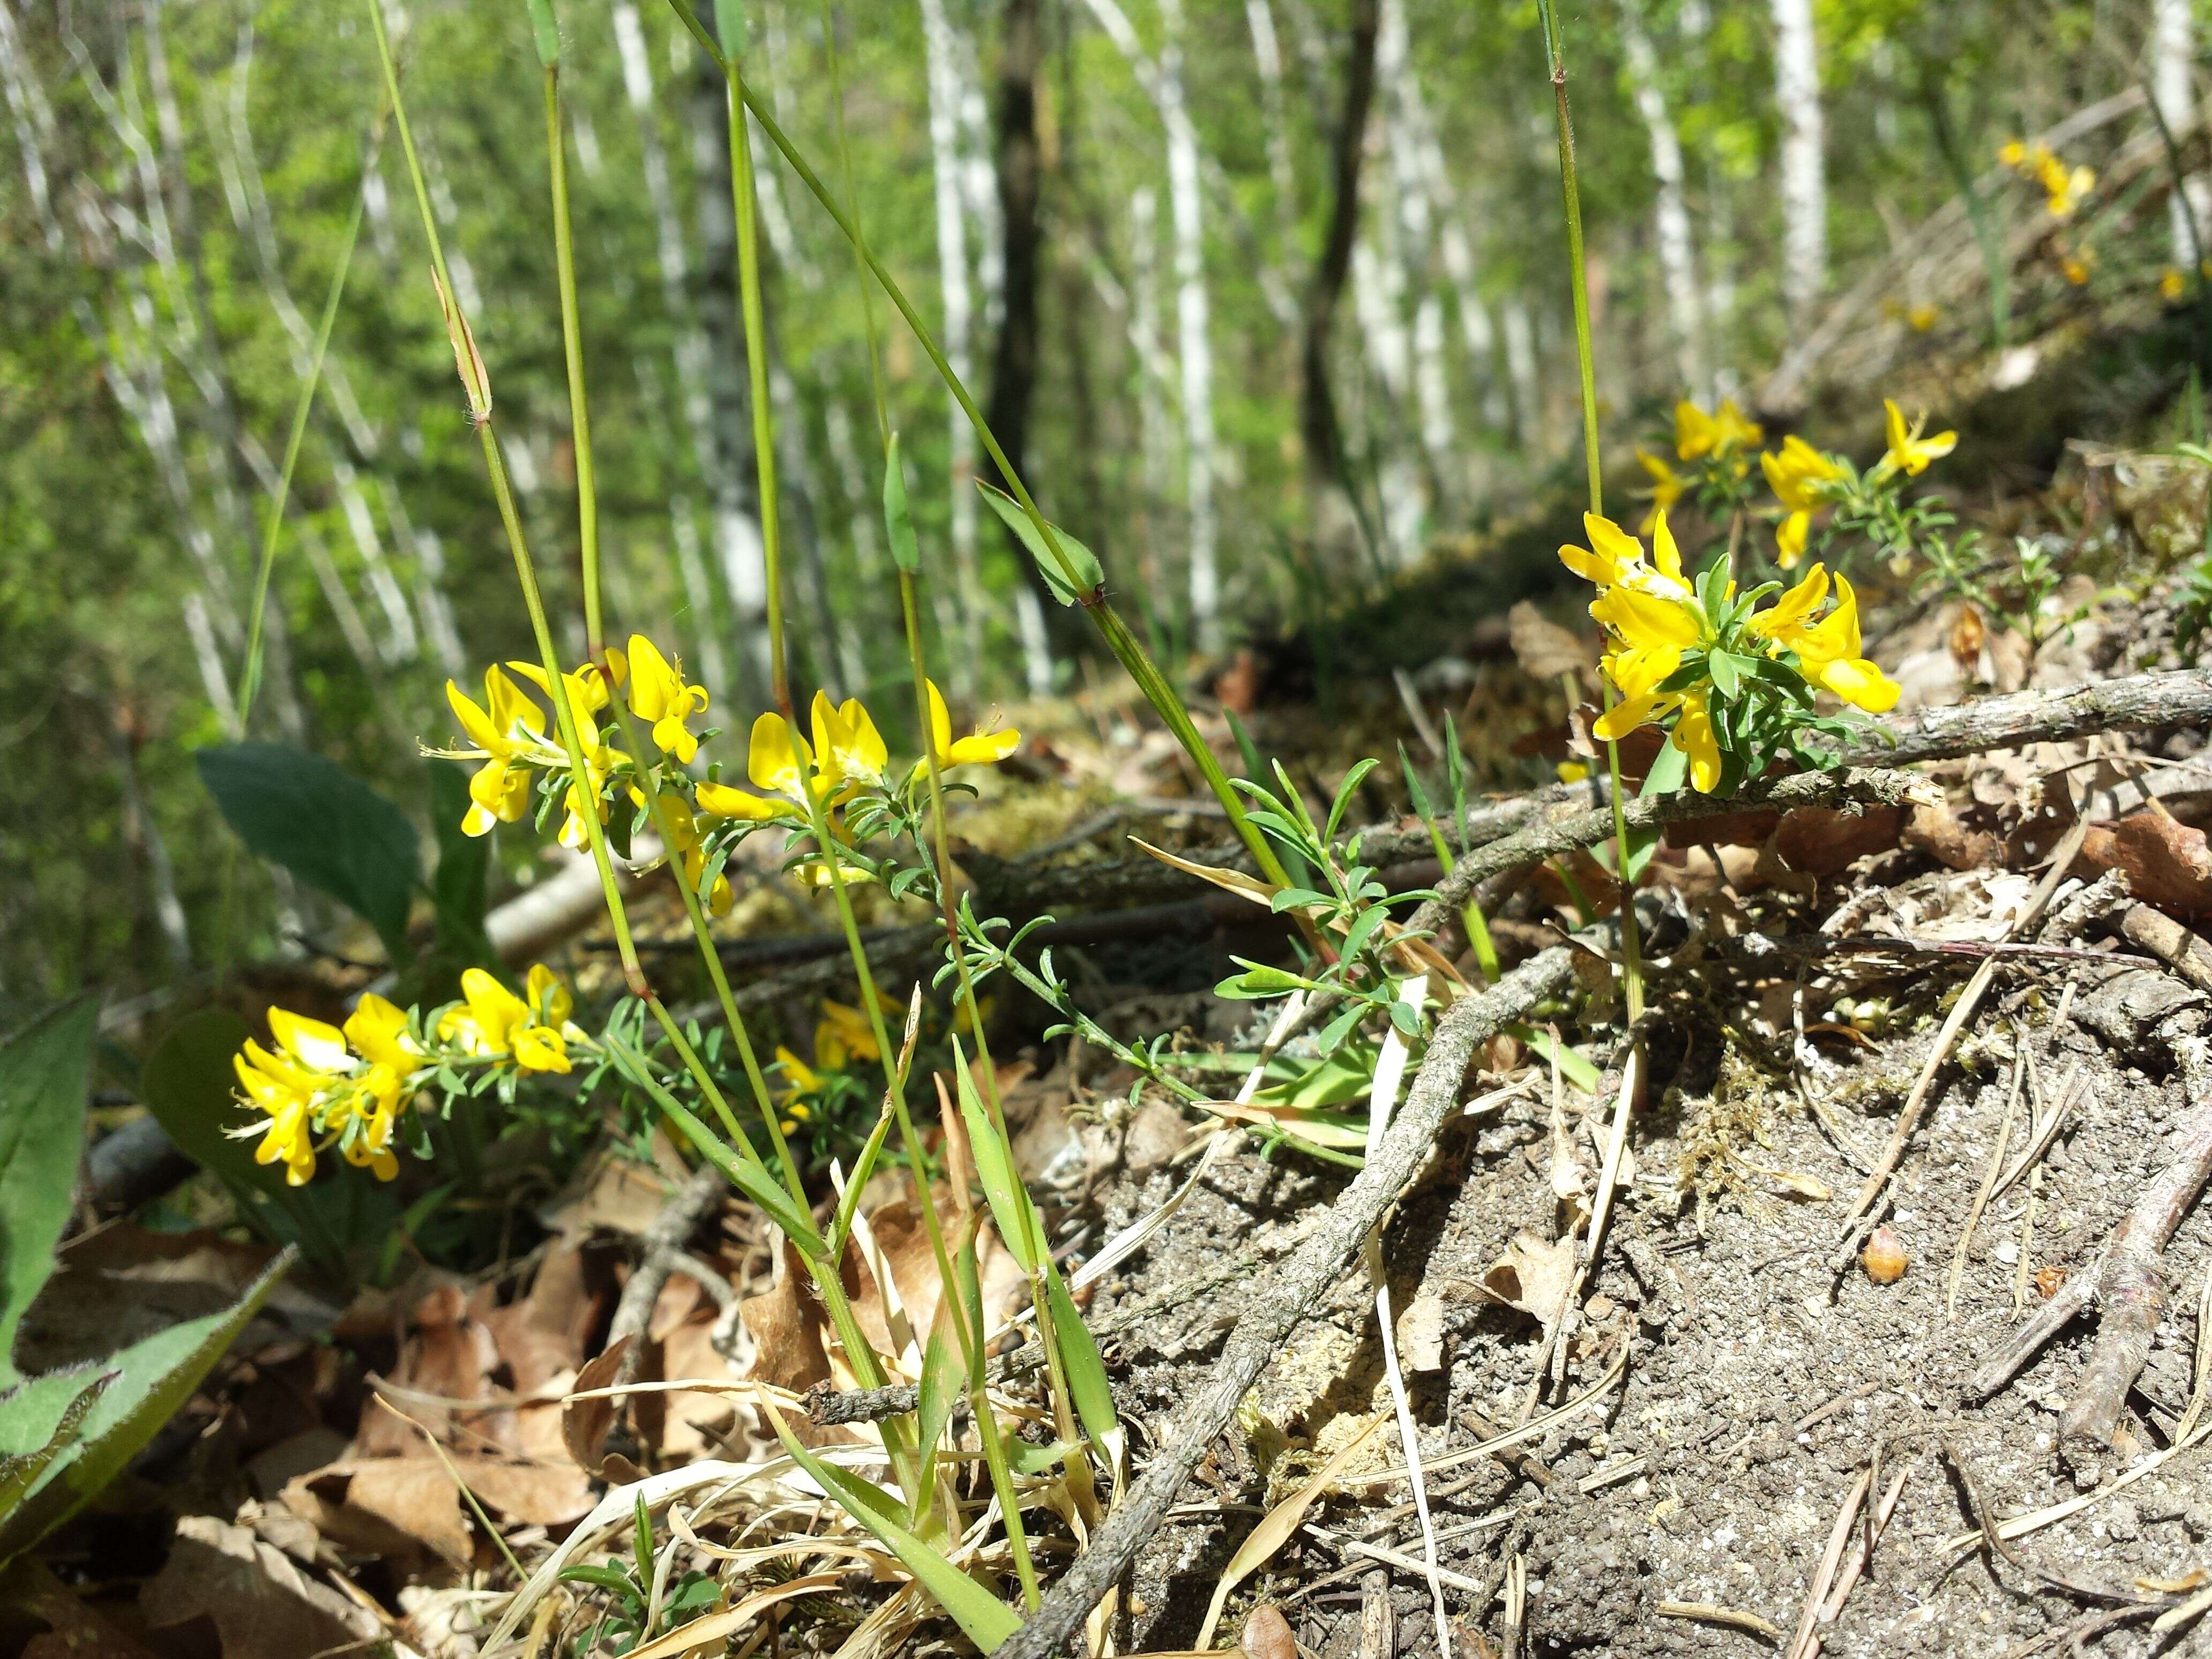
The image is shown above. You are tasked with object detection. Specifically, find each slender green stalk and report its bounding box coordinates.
[370,5,910,1497]
[542,61,604,661]
[660,0,1317,937]
[820,0,889,451]
[1536,0,1642,1023]
[238,147,372,729]
[713,0,790,716]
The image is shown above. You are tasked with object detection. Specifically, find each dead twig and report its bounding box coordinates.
[988,947,1578,1659]
[1969,1037,2212,1454]
[608,1162,729,1389]
[1942,1439,2154,1606]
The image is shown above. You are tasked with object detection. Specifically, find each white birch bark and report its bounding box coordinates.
[0,1,61,250]
[1420,130,1510,436]
[919,0,984,692]
[1770,0,1826,322]
[1129,187,1176,592]
[1500,298,1541,451]
[1620,4,1707,398]
[2154,0,2202,262]
[1246,0,1299,261]
[330,456,421,662]
[1378,0,1456,506]
[611,0,764,675]
[1159,0,1221,652]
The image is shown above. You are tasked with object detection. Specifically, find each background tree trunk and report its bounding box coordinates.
[1770,0,1827,322]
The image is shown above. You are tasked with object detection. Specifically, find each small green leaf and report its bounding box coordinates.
[559,1564,644,1602]
[1041,1262,1119,1451]
[0,998,100,1383]
[1707,651,1744,700]
[977,484,1103,604]
[1622,741,1688,881]
[1326,758,1380,842]
[884,432,921,574]
[525,0,560,65]
[196,744,420,966]
[1008,1436,1079,1476]
[761,1410,1021,1650]
[915,1283,964,1470]
[0,1249,293,1565]
[951,1040,1041,1274]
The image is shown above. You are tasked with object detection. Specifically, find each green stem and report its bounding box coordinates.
[238,137,373,730]
[1537,0,1643,1025]
[661,0,1311,928]
[543,62,604,662]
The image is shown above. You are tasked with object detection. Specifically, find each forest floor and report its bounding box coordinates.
[25,378,2212,1658]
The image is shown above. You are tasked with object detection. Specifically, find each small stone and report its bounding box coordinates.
[2107,1500,2142,1542]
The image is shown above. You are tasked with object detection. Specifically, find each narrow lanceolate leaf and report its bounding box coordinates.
[758,1396,1021,1650]
[884,432,921,574]
[915,1275,965,1472]
[977,483,1103,604]
[0,1249,294,1565]
[606,1041,820,1252]
[1041,1261,1119,1451]
[951,1041,1040,1274]
[0,997,101,1382]
[526,0,561,65]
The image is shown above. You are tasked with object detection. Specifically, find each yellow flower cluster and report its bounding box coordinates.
[1674,398,1763,462]
[1561,511,1899,793]
[694,683,1017,827]
[233,966,580,1185]
[1761,436,1844,569]
[1999,139,2094,218]
[439,965,582,1074]
[1873,398,1955,479]
[442,635,708,849]
[233,996,419,1185]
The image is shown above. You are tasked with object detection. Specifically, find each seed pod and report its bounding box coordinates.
[1862,1225,1908,1284]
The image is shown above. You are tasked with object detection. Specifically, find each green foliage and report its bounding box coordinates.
[196,743,421,965]
[0,999,101,1384]
[555,1494,720,1655]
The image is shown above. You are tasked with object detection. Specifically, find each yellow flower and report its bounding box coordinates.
[1760,436,1843,513]
[775,1044,822,1096]
[1675,397,1762,461]
[488,659,625,851]
[811,690,889,793]
[1759,572,1901,713]
[1672,689,1722,793]
[814,997,883,1070]
[2164,267,2189,302]
[446,667,546,837]
[1907,303,1938,332]
[2059,249,2092,286]
[440,966,576,1074]
[1747,564,1833,643]
[1633,446,1683,533]
[1776,512,1810,569]
[926,679,1020,770]
[624,634,708,763]
[1877,398,1956,478]
[1556,760,1590,784]
[1997,139,2027,168]
[1558,510,1690,602]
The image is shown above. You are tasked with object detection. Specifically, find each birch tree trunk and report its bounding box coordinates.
[1157,0,1222,653]
[1770,0,1826,323]
[2154,0,2202,262]
[1620,3,1706,398]
[920,0,985,693]
[610,0,757,694]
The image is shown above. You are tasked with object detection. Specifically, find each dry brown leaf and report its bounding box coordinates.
[1241,1603,1297,1659]
[1393,1287,1448,1374]
[2084,810,2212,913]
[739,1237,832,1395]
[479,1244,601,1396]
[356,1283,500,1458]
[140,1515,384,1659]
[450,1453,593,1526]
[1902,801,2003,870]
[1478,1231,1577,1328]
[1508,601,1591,683]
[281,1457,473,1568]
[1772,805,1907,877]
[563,1334,630,1476]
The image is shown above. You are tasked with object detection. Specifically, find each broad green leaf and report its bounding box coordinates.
[1041,1261,1119,1449]
[951,1041,1039,1274]
[0,1248,293,1564]
[196,744,420,965]
[0,1370,108,1528]
[977,484,1103,604]
[883,433,921,574]
[761,1409,1021,1651]
[0,998,100,1383]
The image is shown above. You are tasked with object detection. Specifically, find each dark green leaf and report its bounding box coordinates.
[0,998,100,1382]
[196,744,420,965]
